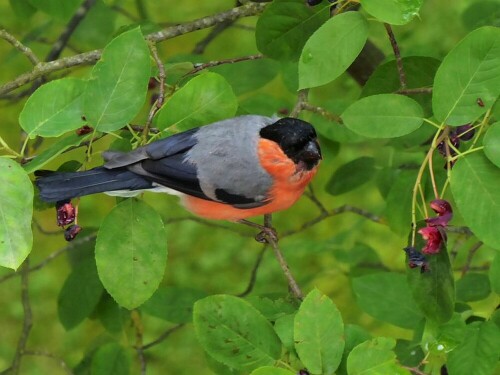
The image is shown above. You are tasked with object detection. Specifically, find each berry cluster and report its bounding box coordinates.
[56,200,82,241]
[405,199,453,272]
[437,125,475,168]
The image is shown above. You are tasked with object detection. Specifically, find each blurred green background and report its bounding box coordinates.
[1,0,498,374]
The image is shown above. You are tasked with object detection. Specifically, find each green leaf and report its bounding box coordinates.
[193,295,282,371]
[347,337,410,375]
[385,169,416,235]
[95,199,167,309]
[451,152,500,250]
[432,27,500,125]
[155,72,238,132]
[338,325,372,375]
[326,157,376,196]
[91,342,130,375]
[84,28,150,133]
[9,0,37,18]
[0,158,33,270]
[360,0,423,25]
[94,293,126,334]
[361,56,440,117]
[250,367,295,375]
[352,272,423,329]
[456,273,491,302]
[211,59,279,96]
[246,296,296,321]
[461,1,500,31]
[294,288,345,375]
[255,0,330,61]
[341,94,424,138]
[57,258,104,330]
[406,235,455,324]
[274,314,295,351]
[447,321,500,375]
[28,0,82,21]
[299,12,368,89]
[23,133,92,174]
[141,286,207,323]
[19,78,86,138]
[483,122,500,168]
[490,252,500,294]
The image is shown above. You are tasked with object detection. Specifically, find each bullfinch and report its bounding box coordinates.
[36,115,322,221]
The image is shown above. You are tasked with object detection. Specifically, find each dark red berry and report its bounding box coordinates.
[476,98,484,107]
[306,0,323,5]
[456,124,475,141]
[148,77,158,90]
[76,125,93,136]
[426,199,453,227]
[64,225,82,241]
[56,200,76,227]
[298,370,310,375]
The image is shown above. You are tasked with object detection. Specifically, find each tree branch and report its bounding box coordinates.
[0,2,267,96]
[187,54,263,76]
[10,259,33,374]
[0,29,40,66]
[384,23,407,90]
[141,324,185,350]
[237,246,267,297]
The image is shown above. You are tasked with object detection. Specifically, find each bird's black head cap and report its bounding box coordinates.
[260,117,322,169]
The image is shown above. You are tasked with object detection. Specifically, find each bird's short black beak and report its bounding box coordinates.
[303,140,322,162]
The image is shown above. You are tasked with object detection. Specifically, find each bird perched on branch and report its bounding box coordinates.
[36,115,322,221]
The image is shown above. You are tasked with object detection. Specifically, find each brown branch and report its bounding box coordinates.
[264,214,303,300]
[401,365,428,375]
[237,246,267,297]
[165,216,253,237]
[282,204,384,238]
[193,20,235,54]
[461,241,483,277]
[45,0,97,62]
[147,2,267,43]
[305,184,328,216]
[142,42,166,144]
[384,23,406,90]
[10,259,33,374]
[0,2,267,96]
[302,102,343,124]
[0,234,97,284]
[141,324,185,350]
[397,87,433,95]
[290,89,309,118]
[0,29,40,66]
[131,310,147,375]
[187,54,263,76]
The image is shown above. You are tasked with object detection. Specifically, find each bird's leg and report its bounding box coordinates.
[238,219,278,243]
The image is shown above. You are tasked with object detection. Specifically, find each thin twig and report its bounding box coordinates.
[305,185,328,215]
[193,19,235,54]
[384,23,407,90]
[187,54,263,76]
[131,310,147,375]
[461,241,483,277]
[397,87,432,95]
[141,324,185,350]
[290,90,309,118]
[10,259,33,374]
[264,214,303,300]
[401,365,427,375]
[142,42,166,144]
[147,2,267,43]
[165,217,253,237]
[23,350,73,375]
[282,204,383,238]
[45,0,97,62]
[237,246,267,297]
[0,234,97,284]
[0,29,40,66]
[302,102,343,123]
[0,2,267,96]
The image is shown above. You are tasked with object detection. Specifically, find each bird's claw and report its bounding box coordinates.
[255,227,278,244]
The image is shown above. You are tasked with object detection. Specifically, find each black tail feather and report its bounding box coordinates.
[35,167,153,203]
